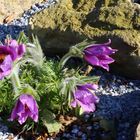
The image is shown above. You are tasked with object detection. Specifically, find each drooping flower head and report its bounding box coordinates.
[0,40,26,79]
[83,39,117,71]
[71,83,99,113]
[10,94,38,125]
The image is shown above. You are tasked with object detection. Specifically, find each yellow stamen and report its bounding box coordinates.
[0,54,6,63]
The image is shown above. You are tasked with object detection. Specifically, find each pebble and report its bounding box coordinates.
[71,128,79,134]
[77,131,83,137]
[87,126,92,130]
[81,133,87,140]
[93,124,100,130]
[95,70,140,97]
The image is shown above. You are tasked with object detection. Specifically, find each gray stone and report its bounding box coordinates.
[29,0,140,79]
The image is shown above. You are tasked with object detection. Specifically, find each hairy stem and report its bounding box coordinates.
[59,53,73,70]
[11,70,21,97]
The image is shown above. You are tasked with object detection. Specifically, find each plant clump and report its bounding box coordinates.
[0,32,117,138]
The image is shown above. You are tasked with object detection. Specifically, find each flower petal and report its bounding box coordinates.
[0,55,12,79]
[83,39,117,71]
[9,40,18,48]
[18,112,28,124]
[10,94,38,124]
[99,55,115,64]
[78,101,96,112]
[17,44,26,59]
[84,54,99,66]
[20,94,37,112]
[0,55,12,71]
[74,88,98,105]
[84,39,113,55]
[71,83,99,113]
[78,83,98,90]
[100,64,109,71]
[71,100,77,108]
[10,102,20,121]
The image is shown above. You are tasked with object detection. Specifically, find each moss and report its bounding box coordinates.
[29,0,140,51]
[112,30,140,47]
[29,0,140,41]
[133,8,140,29]
[98,3,135,29]
[76,0,96,13]
[30,0,82,31]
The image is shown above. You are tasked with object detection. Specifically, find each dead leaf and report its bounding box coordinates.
[3,14,15,24]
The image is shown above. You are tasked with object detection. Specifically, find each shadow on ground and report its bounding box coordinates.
[96,90,140,140]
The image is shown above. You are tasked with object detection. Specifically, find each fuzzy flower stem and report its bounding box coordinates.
[11,70,21,96]
[59,47,83,70]
[59,53,73,70]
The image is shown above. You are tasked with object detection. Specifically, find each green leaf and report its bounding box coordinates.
[70,39,96,50]
[17,31,28,44]
[79,76,100,84]
[41,110,62,133]
[58,53,74,70]
[26,35,44,67]
[59,77,77,107]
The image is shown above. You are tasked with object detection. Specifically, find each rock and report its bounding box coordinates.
[29,0,86,55]
[136,123,140,140]
[29,0,140,79]
[0,0,43,23]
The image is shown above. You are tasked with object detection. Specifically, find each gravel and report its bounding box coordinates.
[0,0,140,140]
[94,70,140,96]
[93,70,140,140]
[0,118,23,140]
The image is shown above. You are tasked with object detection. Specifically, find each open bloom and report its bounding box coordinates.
[71,83,99,113]
[10,94,38,125]
[0,40,26,79]
[83,39,117,71]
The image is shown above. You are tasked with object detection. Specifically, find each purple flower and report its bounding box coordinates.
[10,94,38,125]
[71,83,99,113]
[83,39,117,71]
[0,40,26,79]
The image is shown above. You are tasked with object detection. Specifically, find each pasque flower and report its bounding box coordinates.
[83,39,117,71]
[71,83,99,113]
[0,40,26,79]
[10,94,38,125]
